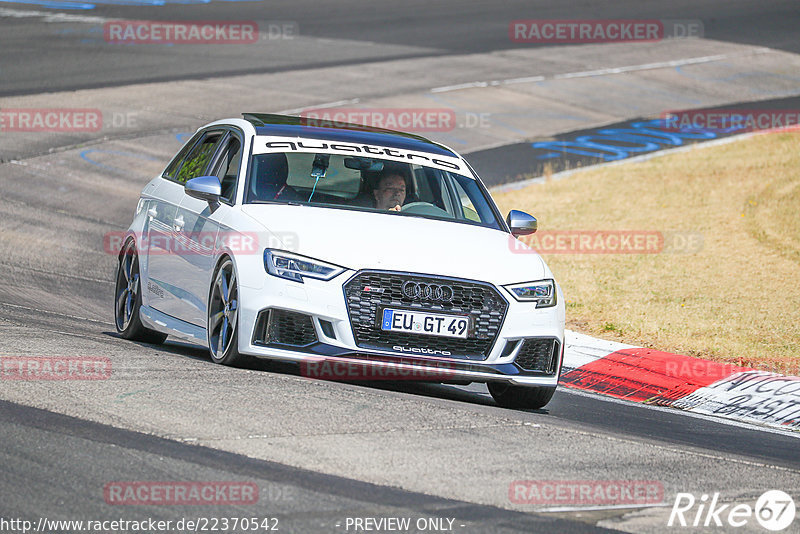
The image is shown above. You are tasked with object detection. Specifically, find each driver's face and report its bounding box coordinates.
[373,174,406,210]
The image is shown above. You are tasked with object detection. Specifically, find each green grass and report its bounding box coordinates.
[492,131,800,371]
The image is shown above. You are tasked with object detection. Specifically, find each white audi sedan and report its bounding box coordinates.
[114,113,565,409]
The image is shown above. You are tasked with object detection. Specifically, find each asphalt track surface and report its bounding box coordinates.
[469,94,800,186]
[1,400,595,533]
[1,0,800,95]
[1,1,800,533]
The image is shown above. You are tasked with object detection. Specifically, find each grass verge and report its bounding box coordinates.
[492,131,800,372]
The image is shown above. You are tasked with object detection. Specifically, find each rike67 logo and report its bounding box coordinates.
[669,490,796,531]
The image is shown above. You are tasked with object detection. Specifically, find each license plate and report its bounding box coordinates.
[380,308,470,339]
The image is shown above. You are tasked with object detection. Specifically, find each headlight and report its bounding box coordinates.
[504,279,557,308]
[264,250,344,283]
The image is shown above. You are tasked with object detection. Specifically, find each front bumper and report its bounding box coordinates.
[236,268,565,386]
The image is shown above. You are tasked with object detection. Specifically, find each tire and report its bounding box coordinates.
[114,240,168,344]
[207,257,246,366]
[488,382,556,409]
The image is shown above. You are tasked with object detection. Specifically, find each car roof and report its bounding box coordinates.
[243,113,459,158]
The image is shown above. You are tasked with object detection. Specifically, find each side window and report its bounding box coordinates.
[452,177,480,222]
[174,131,224,184]
[423,169,454,214]
[212,135,243,203]
[163,132,202,181]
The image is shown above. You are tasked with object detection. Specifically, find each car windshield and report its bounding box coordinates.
[245,152,502,229]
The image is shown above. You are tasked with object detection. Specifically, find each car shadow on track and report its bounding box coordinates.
[103,331,552,414]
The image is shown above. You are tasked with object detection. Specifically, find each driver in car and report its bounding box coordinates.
[372,171,407,211]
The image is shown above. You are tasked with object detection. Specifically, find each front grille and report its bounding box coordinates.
[515,338,560,374]
[343,271,508,360]
[253,309,317,347]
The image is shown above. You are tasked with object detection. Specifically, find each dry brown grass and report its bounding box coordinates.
[492,131,800,370]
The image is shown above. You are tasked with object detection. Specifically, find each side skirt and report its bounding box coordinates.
[140,305,207,345]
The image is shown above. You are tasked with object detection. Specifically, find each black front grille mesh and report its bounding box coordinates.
[344,271,508,360]
[254,309,317,347]
[515,338,559,374]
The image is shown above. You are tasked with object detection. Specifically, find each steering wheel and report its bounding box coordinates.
[400,202,452,218]
[400,202,432,212]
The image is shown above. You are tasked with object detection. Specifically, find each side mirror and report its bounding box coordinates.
[507,210,537,236]
[185,176,222,205]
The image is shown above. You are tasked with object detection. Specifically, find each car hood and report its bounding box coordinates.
[240,204,547,285]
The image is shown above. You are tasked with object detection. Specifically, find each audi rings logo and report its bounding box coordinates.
[402,281,454,302]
